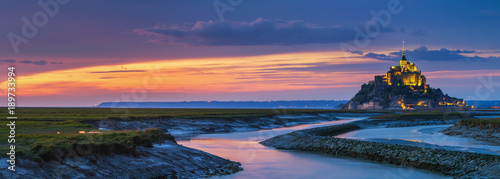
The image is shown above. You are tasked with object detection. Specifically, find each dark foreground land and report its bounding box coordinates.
[0,108,380,178]
[2,108,498,178]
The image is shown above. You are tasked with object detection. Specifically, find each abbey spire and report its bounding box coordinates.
[400,41,407,67]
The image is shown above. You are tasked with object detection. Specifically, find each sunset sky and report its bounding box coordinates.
[1,0,500,107]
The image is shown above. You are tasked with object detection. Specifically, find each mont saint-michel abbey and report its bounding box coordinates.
[344,42,467,110]
[375,42,429,95]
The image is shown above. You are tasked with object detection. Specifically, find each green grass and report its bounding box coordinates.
[1,108,357,121]
[0,120,95,135]
[5,128,174,161]
[458,118,500,129]
[369,111,471,120]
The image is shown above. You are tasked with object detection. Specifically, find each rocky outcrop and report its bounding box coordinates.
[261,123,500,178]
[342,48,468,110]
[0,141,242,179]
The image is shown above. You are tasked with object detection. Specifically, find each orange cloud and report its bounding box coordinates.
[1,51,385,97]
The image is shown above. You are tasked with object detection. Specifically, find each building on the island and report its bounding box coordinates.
[344,42,468,110]
[374,41,429,94]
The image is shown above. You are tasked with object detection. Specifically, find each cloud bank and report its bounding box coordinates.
[0,59,63,65]
[364,46,494,61]
[135,18,355,46]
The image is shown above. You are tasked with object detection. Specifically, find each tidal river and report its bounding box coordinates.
[178,117,449,179]
[336,125,500,155]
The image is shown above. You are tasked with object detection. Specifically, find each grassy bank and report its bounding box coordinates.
[5,128,174,161]
[458,118,500,129]
[369,111,471,120]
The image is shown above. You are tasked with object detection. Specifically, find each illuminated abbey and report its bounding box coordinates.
[343,42,467,110]
[376,41,428,94]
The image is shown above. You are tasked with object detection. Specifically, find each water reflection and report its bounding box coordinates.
[336,125,500,155]
[178,117,448,179]
[475,115,500,119]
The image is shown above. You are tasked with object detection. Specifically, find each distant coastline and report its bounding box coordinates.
[95,100,348,109]
[94,100,500,109]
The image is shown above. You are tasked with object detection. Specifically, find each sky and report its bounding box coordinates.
[1,0,500,107]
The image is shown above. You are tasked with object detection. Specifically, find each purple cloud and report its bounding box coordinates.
[0,59,16,63]
[3,59,63,65]
[19,60,48,65]
[349,50,364,55]
[134,18,355,46]
[365,46,491,61]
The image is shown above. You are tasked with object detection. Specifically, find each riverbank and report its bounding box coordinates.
[261,123,500,178]
[442,125,500,143]
[352,117,459,128]
[0,128,242,178]
[341,111,473,128]
[370,112,500,143]
[1,140,242,178]
[441,118,500,143]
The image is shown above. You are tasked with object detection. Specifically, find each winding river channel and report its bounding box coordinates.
[178,117,450,178]
[336,125,500,156]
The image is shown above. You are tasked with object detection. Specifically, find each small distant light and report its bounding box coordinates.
[79,131,86,134]
[57,132,60,134]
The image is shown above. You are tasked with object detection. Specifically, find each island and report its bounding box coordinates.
[343,42,467,110]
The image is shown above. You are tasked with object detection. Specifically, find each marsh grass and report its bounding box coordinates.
[1,108,385,122]
[369,111,471,120]
[458,118,500,129]
[5,128,174,161]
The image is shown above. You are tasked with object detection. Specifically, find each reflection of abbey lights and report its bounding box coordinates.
[345,42,467,110]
